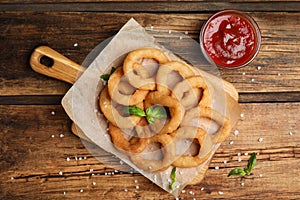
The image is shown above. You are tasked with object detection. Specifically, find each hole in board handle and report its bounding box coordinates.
[40,55,54,68]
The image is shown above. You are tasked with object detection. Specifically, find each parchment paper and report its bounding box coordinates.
[62,18,241,197]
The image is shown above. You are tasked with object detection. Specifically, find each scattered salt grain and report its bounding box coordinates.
[223,160,227,164]
[63,191,66,195]
[244,152,249,156]
[119,160,124,165]
[218,191,224,195]
[153,175,157,182]
[181,190,186,193]
[258,137,264,142]
[189,190,194,195]
[259,174,263,177]
[135,185,140,190]
[75,156,78,161]
[229,141,234,145]
[257,66,262,70]
[134,179,138,183]
[242,72,246,75]
[241,182,245,186]
[251,78,255,82]
[179,36,183,40]
[237,152,241,156]
[185,31,189,35]
[80,189,83,193]
[51,111,55,115]
[51,135,55,138]
[193,198,196,200]
[233,129,239,136]
[278,73,281,76]
[89,169,94,173]
[201,187,205,191]
[74,43,78,47]
[59,133,64,138]
[168,30,172,34]
[215,166,219,170]
[10,177,14,180]
[150,25,154,29]
[240,113,245,118]
[59,171,63,175]
[92,182,96,186]
[78,157,82,160]
[289,131,293,136]
[238,157,242,162]
[93,109,98,113]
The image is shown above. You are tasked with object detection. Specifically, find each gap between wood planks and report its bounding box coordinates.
[0,92,300,105]
[0,2,300,12]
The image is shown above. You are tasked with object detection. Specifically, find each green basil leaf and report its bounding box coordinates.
[146,115,155,124]
[100,74,110,81]
[151,106,167,119]
[100,67,116,81]
[245,152,256,175]
[123,106,146,117]
[169,167,177,190]
[228,168,246,177]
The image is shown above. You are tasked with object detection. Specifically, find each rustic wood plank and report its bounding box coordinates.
[0,103,299,199]
[0,12,299,97]
[0,2,299,12]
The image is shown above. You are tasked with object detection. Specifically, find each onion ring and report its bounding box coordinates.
[108,123,150,154]
[108,67,148,105]
[172,76,213,109]
[123,47,169,90]
[144,91,184,135]
[170,126,212,168]
[99,87,143,129]
[156,61,195,95]
[130,134,175,172]
[181,106,232,143]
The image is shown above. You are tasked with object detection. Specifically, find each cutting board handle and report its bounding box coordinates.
[30,46,84,84]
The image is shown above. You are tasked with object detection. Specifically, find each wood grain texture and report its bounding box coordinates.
[1,12,299,97]
[1,103,299,199]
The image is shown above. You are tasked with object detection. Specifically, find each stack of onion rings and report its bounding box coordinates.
[99,47,233,178]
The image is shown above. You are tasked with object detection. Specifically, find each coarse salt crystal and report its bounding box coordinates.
[258,137,264,142]
[238,157,242,162]
[233,130,239,136]
[201,187,204,191]
[90,169,93,172]
[257,66,262,70]
[63,191,66,195]
[92,182,96,186]
[223,160,227,164]
[124,188,128,192]
[10,177,14,180]
[237,152,241,156]
[218,191,224,195]
[150,25,154,29]
[59,171,63,175]
[185,31,189,35]
[74,43,78,47]
[278,73,281,76]
[242,72,246,75]
[51,135,55,138]
[244,152,249,156]
[189,190,194,195]
[215,166,219,170]
[51,111,55,115]
[251,78,255,82]
[59,134,64,138]
[78,157,82,160]
[181,190,186,193]
[259,174,263,177]
[179,36,183,40]
[80,189,83,192]
[241,182,245,186]
[240,113,245,118]
[119,160,124,165]
[134,179,138,183]
[135,185,139,189]
[229,141,234,145]
[168,30,172,34]
[289,131,293,136]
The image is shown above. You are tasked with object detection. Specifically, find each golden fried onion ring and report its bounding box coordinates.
[181,106,232,143]
[123,47,169,90]
[156,61,195,95]
[130,134,175,172]
[108,123,150,154]
[108,67,148,105]
[144,91,184,135]
[99,87,143,129]
[171,126,212,168]
[172,76,213,109]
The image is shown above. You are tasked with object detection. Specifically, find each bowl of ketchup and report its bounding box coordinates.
[200,10,261,69]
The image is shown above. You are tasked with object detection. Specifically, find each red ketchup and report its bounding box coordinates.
[200,10,261,69]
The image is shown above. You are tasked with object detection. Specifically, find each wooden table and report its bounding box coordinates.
[1,1,299,199]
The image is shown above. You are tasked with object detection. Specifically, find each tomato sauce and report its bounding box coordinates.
[201,10,261,69]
